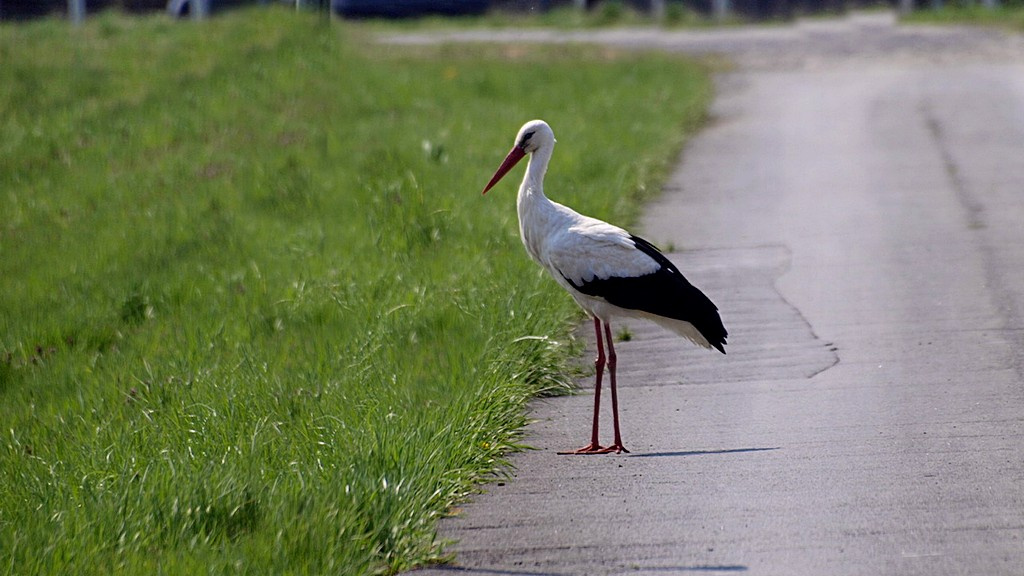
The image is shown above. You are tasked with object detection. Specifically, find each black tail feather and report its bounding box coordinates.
[565,235,728,353]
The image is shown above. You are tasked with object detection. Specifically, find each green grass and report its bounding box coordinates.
[356,1,720,30]
[0,7,711,574]
[903,4,1024,30]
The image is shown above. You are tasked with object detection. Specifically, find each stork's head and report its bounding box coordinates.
[514,119,554,154]
[482,119,555,195]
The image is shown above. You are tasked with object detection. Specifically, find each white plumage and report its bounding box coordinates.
[483,119,726,454]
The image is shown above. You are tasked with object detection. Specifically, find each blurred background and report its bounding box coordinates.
[1,0,997,24]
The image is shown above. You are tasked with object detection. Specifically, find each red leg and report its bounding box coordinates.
[558,317,612,455]
[603,322,629,454]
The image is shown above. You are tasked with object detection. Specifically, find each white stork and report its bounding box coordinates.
[483,119,727,455]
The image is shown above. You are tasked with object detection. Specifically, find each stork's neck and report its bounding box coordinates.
[516,145,560,264]
[518,145,553,205]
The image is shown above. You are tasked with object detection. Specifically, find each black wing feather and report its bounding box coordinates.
[563,235,727,353]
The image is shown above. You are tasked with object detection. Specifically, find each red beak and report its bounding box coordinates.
[482,146,527,195]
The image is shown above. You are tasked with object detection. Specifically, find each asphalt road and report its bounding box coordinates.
[404,13,1024,575]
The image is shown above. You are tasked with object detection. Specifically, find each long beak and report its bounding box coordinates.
[482,146,527,195]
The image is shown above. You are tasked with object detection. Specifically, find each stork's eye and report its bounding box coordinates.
[520,131,535,146]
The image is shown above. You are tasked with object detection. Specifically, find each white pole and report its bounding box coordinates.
[191,0,209,19]
[712,0,729,20]
[68,0,85,24]
[650,0,665,20]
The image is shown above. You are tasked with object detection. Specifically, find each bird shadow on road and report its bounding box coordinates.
[420,565,748,575]
[629,447,779,458]
[414,567,564,575]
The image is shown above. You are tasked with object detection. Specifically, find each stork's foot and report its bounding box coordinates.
[557,442,628,455]
[558,443,612,455]
[606,443,630,454]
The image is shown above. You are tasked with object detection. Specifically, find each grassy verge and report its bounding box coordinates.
[0,7,711,574]
[354,1,722,30]
[902,4,1024,30]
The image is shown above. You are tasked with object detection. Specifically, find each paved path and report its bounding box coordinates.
[403,13,1024,575]
[384,11,1024,69]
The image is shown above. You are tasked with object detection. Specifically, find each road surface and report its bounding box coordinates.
[402,13,1024,575]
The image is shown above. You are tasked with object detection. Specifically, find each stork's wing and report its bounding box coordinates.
[543,218,660,287]
[547,226,728,353]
